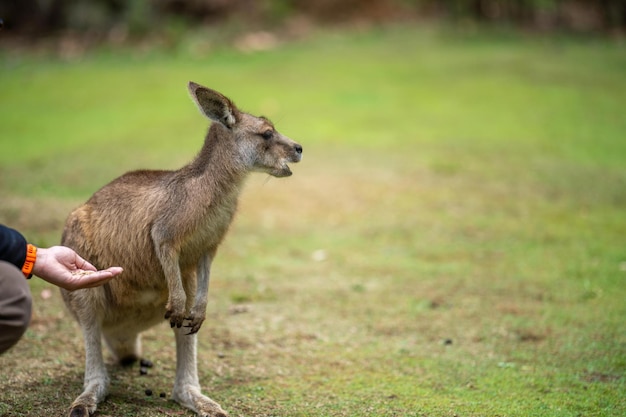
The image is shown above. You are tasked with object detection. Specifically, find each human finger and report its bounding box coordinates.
[75,255,98,272]
[68,268,122,290]
[103,267,124,276]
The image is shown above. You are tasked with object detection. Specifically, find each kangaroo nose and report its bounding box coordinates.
[295,144,303,154]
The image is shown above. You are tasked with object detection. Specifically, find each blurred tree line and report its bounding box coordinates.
[1,0,624,38]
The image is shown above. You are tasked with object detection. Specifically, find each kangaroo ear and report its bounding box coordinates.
[188,82,238,128]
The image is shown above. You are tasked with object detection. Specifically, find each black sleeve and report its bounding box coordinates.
[0,225,28,270]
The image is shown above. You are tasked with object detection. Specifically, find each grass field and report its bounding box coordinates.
[1,25,625,416]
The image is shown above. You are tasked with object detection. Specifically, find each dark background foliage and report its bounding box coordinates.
[1,0,625,40]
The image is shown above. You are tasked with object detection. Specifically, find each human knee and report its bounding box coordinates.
[0,261,33,354]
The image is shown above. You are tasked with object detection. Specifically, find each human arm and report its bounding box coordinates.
[32,246,123,291]
[0,225,29,269]
[0,224,123,291]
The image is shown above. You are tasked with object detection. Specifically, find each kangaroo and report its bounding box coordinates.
[60,82,303,417]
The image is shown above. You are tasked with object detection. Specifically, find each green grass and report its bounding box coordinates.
[1,25,625,416]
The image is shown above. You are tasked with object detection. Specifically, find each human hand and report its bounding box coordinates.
[32,246,123,291]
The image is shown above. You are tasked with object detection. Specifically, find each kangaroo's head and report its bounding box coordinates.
[188,81,303,178]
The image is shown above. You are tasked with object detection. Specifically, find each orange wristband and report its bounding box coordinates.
[22,244,37,279]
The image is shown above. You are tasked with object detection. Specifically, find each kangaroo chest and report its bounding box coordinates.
[178,191,239,267]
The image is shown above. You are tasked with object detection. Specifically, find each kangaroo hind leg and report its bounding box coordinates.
[68,320,109,417]
[172,327,227,417]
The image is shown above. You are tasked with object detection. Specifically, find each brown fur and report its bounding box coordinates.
[60,82,302,417]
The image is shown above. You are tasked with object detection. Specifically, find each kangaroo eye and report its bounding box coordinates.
[261,130,273,140]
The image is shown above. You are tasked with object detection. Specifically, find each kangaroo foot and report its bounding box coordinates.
[69,404,90,417]
[173,385,227,417]
[68,391,99,417]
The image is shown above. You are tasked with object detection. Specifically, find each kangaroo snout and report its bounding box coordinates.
[291,142,303,162]
[279,140,303,177]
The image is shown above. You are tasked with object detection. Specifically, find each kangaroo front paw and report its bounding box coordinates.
[165,305,186,328]
[184,311,206,335]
